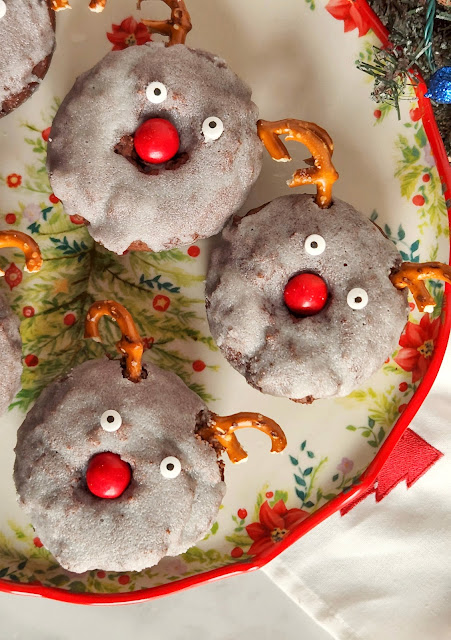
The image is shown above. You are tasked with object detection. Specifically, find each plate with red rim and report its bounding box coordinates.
[0,0,449,604]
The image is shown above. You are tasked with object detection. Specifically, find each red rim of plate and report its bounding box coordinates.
[1,1,450,604]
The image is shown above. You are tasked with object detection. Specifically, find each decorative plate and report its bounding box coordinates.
[0,0,449,604]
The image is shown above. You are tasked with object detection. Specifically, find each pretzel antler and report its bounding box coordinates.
[0,231,42,276]
[142,0,192,46]
[85,300,144,383]
[257,119,339,209]
[196,412,287,464]
[390,262,451,313]
[50,0,105,12]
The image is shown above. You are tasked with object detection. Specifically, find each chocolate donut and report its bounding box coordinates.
[206,195,410,402]
[47,42,262,255]
[0,0,56,118]
[0,293,21,416]
[14,359,226,573]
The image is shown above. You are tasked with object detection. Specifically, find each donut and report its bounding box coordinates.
[46,42,262,255]
[0,231,42,415]
[206,194,410,402]
[0,293,22,416]
[0,0,56,118]
[14,358,226,573]
[14,301,286,572]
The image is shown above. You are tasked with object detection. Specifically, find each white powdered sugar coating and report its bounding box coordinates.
[0,0,55,107]
[206,195,409,401]
[14,359,225,573]
[0,293,22,416]
[47,43,262,255]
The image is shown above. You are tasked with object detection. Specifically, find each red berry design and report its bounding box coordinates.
[49,193,60,204]
[187,245,200,258]
[399,382,408,392]
[133,118,180,164]
[142,337,154,350]
[409,107,421,122]
[373,109,381,119]
[412,194,425,207]
[118,575,130,585]
[97,570,106,579]
[265,491,274,499]
[23,306,35,318]
[409,302,415,311]
[5,213,16,224]
[192,360,206,372]
[422,174,431,183]
[69,214,85,225]
[86,452,132,499]
[384,357,390,364]
[231,547,243,559]
[33,537,43,548]
[63,312,76,326]
[42,127,51,142]
[153,294,170,312]
[284,272,328,316]
[25,354,39,367]
[237,508,247,520]
[4,263,22,290]
[398,404,407,413]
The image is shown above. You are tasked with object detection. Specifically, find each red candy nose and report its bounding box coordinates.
[284,272,328,316]
[133,118,180,164]
[86,452,131,499]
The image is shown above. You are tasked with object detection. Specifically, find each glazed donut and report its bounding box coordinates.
[206,194,410,402]
[14,359,226,573]
[47,42,262,255]
[0,293,22,416]
[0,0,56,118]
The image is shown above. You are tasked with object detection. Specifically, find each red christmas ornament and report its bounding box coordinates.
[86,452,131,499]
[284,272,328,316]
[133,118,180,164]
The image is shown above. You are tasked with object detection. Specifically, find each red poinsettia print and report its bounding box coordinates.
[6,173,22,188]
[325,0,370,37]
[245,500,309,556]
[394,314,440,383]
[107,17,151,51]
[3,263,22,290]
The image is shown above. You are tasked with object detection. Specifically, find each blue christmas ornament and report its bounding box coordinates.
[425,67,451,104]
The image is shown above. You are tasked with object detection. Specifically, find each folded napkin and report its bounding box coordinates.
[263,342,451,640]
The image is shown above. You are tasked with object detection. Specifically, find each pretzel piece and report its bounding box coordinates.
[390,262,451,313]
[85,300,144,383]
[197,412,287,464]
[142,0,192,46]
[0,231,42,276]
[257,119,339,209]
[50,0,71,10]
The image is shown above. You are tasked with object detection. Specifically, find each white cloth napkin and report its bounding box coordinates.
[263,340,451,639]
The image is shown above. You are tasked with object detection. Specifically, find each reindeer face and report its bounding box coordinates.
[14,359,225,573]
[206,194,410,401]
[47,43,262,255]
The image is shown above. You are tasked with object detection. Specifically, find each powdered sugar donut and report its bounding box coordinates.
[206,195,410,402]
[0,0,55,118]
[14,359,226,573]
[0,293,22,416]
[47,42,262,255]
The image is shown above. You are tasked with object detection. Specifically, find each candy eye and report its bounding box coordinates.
[146,81,168,104]
[100,410,122,432]
[160,456,181,479]
[347,288,368,310]
[202,117,224,141]
[0,1,6,19]
[304,234,326,256]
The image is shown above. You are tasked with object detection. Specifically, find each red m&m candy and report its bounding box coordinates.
[86,452,131,499]
[284,272,328,316]
[133,118,179,164]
